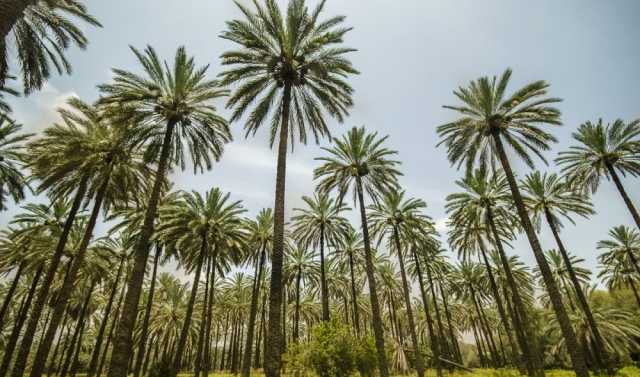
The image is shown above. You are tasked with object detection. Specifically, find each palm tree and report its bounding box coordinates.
[598,226,640,279]
[0,83,18,119]
[98,45,232,377]
[521,171,612,372]
[241,208,273,377]
[219,1,358,373]
[368,190,430,377]
[0,0,101,93]
[0,119,32,210]
[157,188,246,377]
[557,119,640,230]
[598,253,640,308]
[23,98,151,377]
[315,126,401,377]
[284,243,318,342]
[438,68,589,377]
[292,192,349,321]
[330,226,363,334]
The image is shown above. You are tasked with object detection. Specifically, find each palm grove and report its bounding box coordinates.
[0,1,639,377]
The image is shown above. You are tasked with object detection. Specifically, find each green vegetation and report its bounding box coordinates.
[0,1,639,377]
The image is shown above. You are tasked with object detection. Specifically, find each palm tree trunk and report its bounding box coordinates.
[486,205,544,377]
[293,267,302,342]
[0,265,43,377]
[411,247,442,377]
[470,317,487,367]
[423,257,451,362]
[220,313,229,370]
[469,286,499,367]
[0,261,24,332]
[172,233,207,377]
[492,132,589,377]
[628,278,640,309]
[204,251,217,377]
[48,308,70,374]
[242,242,267,377]
[477,239,518,366]
[355,175,390,377]
[347,251,361,335]
[264,83,292,377]
[392,226,425,377]
[195,255,212,377]
[319,223,330,321]
[60,281,96,377]
[97,274,127,377]
[607,164,640,230]
[544,208,611,374]
[10,176,88,377]
[439,282,462,364]
[255,292,267,368]
[107,119,175,377]
[87,256,125,377]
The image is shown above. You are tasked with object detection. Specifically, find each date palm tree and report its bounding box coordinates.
[315,126,401,377]
[0,0,101,93]
[219,1,358,373]
[557,119,640,230]
[330,226,363,334]
[521,171,611,372]
[438,68,589,377]
[598,226,640,279]
[292,192,349,321]
[598,253,640,308]
[284,243,318,342]
[157,188,246,377]
[98,45,232,377]
[368,190,430,377]
[0,119,32,210]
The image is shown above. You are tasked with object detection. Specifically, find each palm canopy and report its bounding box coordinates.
[314,126,401,204]
[437,68,562,173]
[521,171,594,230]
[0,119,32,210]
[597,226,640,276]
[98,45,231,172]
[244,208,274,266]
[556,118,640,193]
[0,84,18,118]
[0,0,101,93]
[534,249,591,295]
[219,0,358,146]
[291,192,350,249]
[367,190,432,248]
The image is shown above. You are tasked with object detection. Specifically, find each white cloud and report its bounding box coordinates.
[9,83,78,134]
[434,216,449,235]
[224,142,314,179]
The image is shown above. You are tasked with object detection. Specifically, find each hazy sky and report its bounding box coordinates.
[2,0,639,283]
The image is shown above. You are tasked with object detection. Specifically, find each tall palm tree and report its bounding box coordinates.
[98,45,232,377]
[22,98,151,377]
[557,119,640,230]
[157,188,246,377]
[0,119,32,210]
[521,171,611,372]
[368,190,430,377]
[598,253,640,308]
[292,192,349,321]
[219,1,358,374]
[438,68,589,377]
[0,0,101,93]
[598,226,640,279]
[241,208,273,377]
[315,126,401,377]
[330,226,363,334]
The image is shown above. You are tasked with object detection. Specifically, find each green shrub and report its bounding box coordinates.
[353,335,377,377]
[305,319,357,377]
[148,356,175,377]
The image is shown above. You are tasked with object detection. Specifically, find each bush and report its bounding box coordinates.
[305,319,357,377]
[148,356,175,377]
[353,335,377,377]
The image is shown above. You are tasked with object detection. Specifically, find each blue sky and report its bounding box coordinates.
[2,0,639,283]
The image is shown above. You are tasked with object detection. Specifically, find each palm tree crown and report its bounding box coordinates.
[0,119,32,210]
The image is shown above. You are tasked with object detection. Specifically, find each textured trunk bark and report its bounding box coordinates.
[423,256,451,362]
[439,282,462,364]
[319,223,330,321]
[0,261,24,332]
[241,242,267,377]
[607,164,640,230]
[195,255,212,377]
[87,256,125,377]
[60,281,96,377]
[48,309,70,374]
[203,249,218,377]
[264,83,291,377]
[356,176,390,377]
[293,267,302,341]
[107,120,175,377]
[470,287,500,367]
[393,227,424,377]
[31,169,112,377]
[348,250,360,335]
[10,176,89,377]
[411,247,442,377]
[220,313,229,370]
[492,132,589,377]
[97,276,127,377]
[133,245,161,377]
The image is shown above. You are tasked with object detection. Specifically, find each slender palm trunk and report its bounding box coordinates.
[477,239,518,366]
[195,255,212,377]
[0,261,24,332]
[172,233,207,376]
[347,251,360,335]
[220,313,229,370]
[469,286,499,367]
[393,227,424,377]
[319,223,330,321]
[11,176,88,377]
[60,281,96,377]
[293,267,302,342]
[30,170,112,377]
[607,164,640,230]
[107,120,175,377]
[439,282,462,363]
[492,132,589,377]
[255,292,267,368]
[203,251,217,377]
[0,265,43,377]
[97,274,127,377]
[486,205,543,377]
[544,208,611,373]
[423,257,451,362]
[132,245,161,377]
[355,176,390,377]
[264,83,291,377]
[87,256,125,377]
[411,247,442,377]
[241,242,267,377]
[471,317,487,367]
[48,309,70,374]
